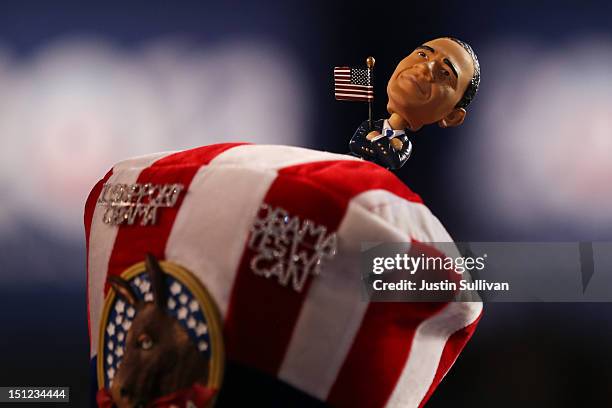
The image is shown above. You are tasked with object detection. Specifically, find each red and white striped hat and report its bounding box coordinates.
[85,143,482,407]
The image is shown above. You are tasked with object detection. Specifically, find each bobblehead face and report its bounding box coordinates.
[386,38,475,131]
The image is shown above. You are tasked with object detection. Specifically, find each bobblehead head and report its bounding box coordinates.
[386,37,480,131]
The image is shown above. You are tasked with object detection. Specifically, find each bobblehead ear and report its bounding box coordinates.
[438,108,466,128]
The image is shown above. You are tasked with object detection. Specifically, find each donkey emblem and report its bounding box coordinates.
[104,254,215,408]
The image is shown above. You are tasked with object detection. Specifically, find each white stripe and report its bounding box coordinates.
[334,83,372,87]
[334,86,373,91]
[113,150,177,171]
[164,144,360,318]
[353,189,465,259]
[279,189,458,399]
[347,194,481,407]
[207,144,360,170]
[334,81,371,85]
[385,301,483,408]
[88,151,175,358]
[164,163,276,318]
[353,190,453,242]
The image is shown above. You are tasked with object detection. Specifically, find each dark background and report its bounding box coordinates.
[0,0,611,406]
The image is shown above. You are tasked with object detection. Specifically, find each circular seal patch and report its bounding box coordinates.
[97,255,224,407]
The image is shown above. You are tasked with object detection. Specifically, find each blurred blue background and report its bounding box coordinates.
[0,0,611,406]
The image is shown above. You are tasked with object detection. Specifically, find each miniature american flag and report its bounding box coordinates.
[334,66,373,102]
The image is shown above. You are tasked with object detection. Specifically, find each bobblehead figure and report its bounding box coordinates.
[349,37,481,170]
[88,37,483,408]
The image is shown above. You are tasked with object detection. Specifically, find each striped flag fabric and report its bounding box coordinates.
[334,66,374,101]
[85,143,482,407]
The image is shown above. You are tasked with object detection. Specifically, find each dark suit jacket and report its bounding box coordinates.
[348,119,412,170]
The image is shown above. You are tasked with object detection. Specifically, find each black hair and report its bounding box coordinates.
[446,37,480,109]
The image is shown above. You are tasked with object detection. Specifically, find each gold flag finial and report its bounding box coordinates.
[366,56,375,69]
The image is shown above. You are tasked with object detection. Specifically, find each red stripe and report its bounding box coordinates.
[334,81,372,86]
[223,170,347,375]
[326,241,451,407]
[327,237,465,408]
[335,83,373,90]
[327,302,447,407]
[84,168,113,347]
[334,83,372,87]
[335,91,373,95]
[334,88,374,94]
[103,143,247,294]
[418,312,482,408]
[277,160,422,205]
[224,160,422,377]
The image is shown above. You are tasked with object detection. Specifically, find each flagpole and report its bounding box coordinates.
[366,56,375,129]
